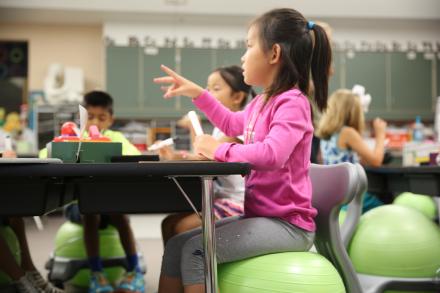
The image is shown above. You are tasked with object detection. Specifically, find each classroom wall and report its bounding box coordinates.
[0,23,104,92]
[0,0,439,20]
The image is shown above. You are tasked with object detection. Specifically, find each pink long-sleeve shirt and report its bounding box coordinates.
[194,88,317,231]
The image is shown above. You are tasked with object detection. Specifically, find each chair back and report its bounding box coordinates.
[310,163,365,293]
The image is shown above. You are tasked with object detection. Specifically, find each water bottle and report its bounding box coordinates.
[413,116,424,142]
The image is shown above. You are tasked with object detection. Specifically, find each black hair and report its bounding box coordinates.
[215,65,257,109]
[83,91,114,115]
[252,8,331,111]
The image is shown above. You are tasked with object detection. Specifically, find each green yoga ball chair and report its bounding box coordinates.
[0,226,21,284]
[218,252,346,293]
[393,192,437,220]
[349,205,440,293]
[54,221,125,287]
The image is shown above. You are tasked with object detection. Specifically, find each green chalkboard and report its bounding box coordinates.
[180,48,215,112]
[106,46,437,120]
[437,58,440,98]
[215,48,244,68]
[328,51,343,95]
[345,52,388,116]
[390,52,433,115]
[106,46,142,117]
[143,47,177,116]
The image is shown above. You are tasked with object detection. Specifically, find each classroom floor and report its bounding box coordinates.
[26,214,166,293]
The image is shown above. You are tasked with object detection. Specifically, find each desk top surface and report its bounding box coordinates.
[0,161,250,177]
[366,165,440,175]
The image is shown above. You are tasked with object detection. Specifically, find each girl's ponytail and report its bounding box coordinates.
[249,88,257,99]
[310,24,332,112]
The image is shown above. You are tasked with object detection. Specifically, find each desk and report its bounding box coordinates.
[0,161,250,293]
[365,166,440,202]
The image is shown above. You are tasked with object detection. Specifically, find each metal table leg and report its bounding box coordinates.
[169,175,218,292]
[202,177,217,293]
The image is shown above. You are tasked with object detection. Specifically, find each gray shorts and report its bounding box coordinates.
[161,216,315,285]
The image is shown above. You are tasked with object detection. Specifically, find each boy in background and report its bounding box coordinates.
[41,91,144,293]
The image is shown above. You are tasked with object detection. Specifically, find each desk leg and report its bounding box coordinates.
[202,177,217,293]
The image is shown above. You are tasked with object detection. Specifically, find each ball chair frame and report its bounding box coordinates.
[339,165,440,293]
[310,162,364,293]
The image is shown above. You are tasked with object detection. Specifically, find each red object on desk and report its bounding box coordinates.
[53,123,111,142]
[386,131,410,149]
[52,136,80,142]
[60,122,79,136]
[55,122,80,142]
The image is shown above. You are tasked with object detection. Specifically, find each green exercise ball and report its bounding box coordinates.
[54,222,125,287]
[349,205,440,279]
[218,252,346,293]
[0,226,21,284]
[393,192,437,220]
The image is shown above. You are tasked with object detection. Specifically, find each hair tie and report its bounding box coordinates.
[307,21,315,30]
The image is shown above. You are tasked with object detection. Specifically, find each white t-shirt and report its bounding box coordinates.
[212,127,245,202]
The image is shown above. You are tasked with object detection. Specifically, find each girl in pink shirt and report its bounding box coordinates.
[154,8,332,293]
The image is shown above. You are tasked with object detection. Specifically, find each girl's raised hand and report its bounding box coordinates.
[177,114,193,130]
[153,65,204,99]
[373,118,387,137]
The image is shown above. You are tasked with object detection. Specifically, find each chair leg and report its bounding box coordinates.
[358,274,392,293]
[358,273,440,293]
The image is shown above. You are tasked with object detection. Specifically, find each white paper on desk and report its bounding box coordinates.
[78,105,88,139]
[148,137,174,151]
[76,105,88,162]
